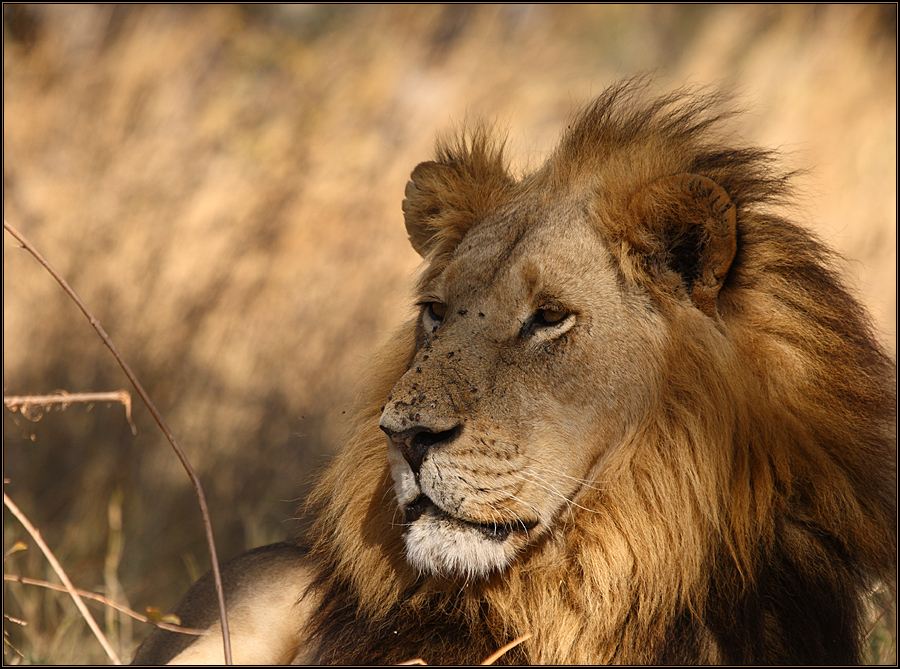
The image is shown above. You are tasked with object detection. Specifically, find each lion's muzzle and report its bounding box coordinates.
[379,420,463,474]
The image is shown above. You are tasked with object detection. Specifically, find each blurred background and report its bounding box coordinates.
[3,4,895,663]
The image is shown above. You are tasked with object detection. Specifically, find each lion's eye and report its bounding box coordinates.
[522,305,574,339]
[426,301,447,322]
[536,308,568,326]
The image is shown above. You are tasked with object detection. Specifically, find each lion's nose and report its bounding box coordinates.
[379,422,462,474]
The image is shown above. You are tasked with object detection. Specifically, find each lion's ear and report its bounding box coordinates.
[402,145,514,258]
[402,161,465,258]
[628,174,737,317]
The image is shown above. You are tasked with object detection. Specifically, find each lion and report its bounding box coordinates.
[132,79,896,665]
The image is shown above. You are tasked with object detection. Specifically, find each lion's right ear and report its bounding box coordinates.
[402,161,459,258]
[402,144,515,259]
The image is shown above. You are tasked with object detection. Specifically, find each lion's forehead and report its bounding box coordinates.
[434,209,614,312]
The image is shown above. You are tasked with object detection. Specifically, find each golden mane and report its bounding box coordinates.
[303,80,896,664]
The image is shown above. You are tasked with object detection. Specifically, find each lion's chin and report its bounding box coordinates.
[401,495,536,579]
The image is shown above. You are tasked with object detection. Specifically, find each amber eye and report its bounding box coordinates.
[535,308,568,326]
[427,301,447,322]
[520,305,573,339]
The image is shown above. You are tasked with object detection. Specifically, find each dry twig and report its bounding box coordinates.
[3,492,122,665]
[865,591,897,638]
[4,390,137,435]
[3,219,232,663]
[3,575,207,636]
[479,633,533,665]
[398,632,533,666]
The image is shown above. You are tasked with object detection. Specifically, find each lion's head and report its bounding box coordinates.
[305,80,896,665]
[384,161,669,579]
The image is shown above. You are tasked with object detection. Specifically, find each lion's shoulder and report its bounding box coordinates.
[131,542,319,665]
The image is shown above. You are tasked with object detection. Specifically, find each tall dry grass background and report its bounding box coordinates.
[2,5,895,664]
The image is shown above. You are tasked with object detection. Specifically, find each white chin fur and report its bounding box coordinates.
[388,442,518,579]
[403,513,514,579]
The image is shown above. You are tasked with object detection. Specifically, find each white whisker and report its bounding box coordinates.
[512,470,601,516]
[521,463,611,493]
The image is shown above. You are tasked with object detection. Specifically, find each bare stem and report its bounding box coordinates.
[4,390,137,435]
[480,633,533,665]
[397,632,533,666]
[866,591,897,638]
[4,219,232,663]
[3,574,208,636]
[4,492,122,664]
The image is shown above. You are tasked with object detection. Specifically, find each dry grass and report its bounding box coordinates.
[2,5,895,663]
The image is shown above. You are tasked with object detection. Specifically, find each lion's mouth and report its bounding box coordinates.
[404,495,537,542]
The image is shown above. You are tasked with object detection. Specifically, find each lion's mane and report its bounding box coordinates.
[302,80,896,664]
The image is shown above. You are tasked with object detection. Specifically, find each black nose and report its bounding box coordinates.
[380,424,462,474]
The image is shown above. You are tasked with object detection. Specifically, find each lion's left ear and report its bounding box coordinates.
[627,174,737,317]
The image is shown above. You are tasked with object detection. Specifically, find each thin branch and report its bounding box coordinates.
[4,631,26,659]
[4,390,137,435]
[3,574,207,635]
[3,219,232,663]
[397,633,533,666]
[865,591,897,638]
[3,492,122,665]
[480,633,532,665]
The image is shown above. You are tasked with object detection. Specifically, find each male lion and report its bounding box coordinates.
[133,80,896,665]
